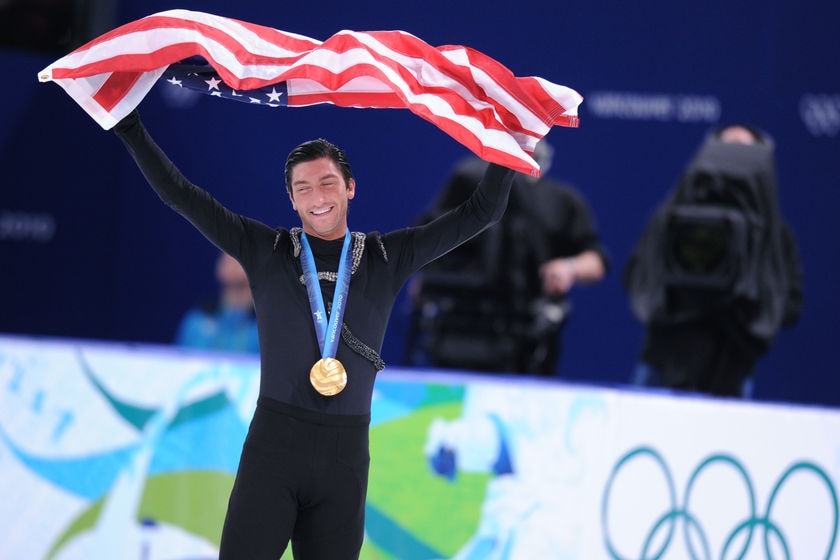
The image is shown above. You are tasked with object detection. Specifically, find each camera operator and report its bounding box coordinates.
[405,140,609,376]
[624,124,802,397]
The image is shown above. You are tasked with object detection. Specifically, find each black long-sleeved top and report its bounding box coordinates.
[115,111,514,415]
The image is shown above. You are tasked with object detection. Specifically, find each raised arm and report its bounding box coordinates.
[395,162,515,272]
[113,110,249,257]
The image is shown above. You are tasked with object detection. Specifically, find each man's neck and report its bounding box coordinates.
[302,226,348,241]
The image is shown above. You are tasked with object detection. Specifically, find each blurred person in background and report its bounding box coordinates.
[624,124,802,398]
[175,251,260,354]
[405,139,609,377]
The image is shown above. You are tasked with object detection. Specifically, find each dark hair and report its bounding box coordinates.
[284,139,353,194]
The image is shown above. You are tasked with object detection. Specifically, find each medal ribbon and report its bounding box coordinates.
[299,230,352,360]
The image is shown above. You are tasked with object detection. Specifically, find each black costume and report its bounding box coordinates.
[624,126,802,396]
[114,111,514,559]
[406,157,608,376]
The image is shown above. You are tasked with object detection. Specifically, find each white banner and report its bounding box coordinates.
[1,335,838,559]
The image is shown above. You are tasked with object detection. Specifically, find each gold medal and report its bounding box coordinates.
[309,357,348,396]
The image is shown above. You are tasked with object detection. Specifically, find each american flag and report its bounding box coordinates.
[38,9,582,175]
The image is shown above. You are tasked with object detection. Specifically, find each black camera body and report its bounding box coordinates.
[662,166,761,305]
[626,129,785,332]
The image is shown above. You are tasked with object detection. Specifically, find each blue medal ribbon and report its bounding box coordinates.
[299,230,352,360]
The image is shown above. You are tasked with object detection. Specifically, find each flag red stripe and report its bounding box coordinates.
[373,35,539,131]
[63,13,321,68]
[320,35,521,133]
[92,71,144,111]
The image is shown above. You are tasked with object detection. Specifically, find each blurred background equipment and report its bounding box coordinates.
[624,125,802,397]
[0,0,113,53]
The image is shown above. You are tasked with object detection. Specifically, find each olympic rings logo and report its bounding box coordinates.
[601,446,838,559]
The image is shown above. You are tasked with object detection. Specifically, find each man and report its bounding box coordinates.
[406,140,608,376]
[113,109,515,559]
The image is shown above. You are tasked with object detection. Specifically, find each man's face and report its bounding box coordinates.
[288,156,355,240]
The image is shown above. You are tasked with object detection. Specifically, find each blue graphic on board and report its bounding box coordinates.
[0,340,259,559]
[424,381,609,559]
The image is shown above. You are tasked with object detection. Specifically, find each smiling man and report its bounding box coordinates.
[286,139,357,241]
[113,111,515,559]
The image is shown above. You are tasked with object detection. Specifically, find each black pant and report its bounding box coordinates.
[219,397,370,559]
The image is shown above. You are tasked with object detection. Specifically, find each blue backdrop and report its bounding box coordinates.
[1,0,838,406]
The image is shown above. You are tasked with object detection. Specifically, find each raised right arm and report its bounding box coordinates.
[113,110,248,256]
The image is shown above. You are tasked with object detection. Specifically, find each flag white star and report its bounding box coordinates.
[249,97,262,104]
[167,76,183,87]
[230,90,242,97]
[266,87,284,103]
[205,76,222,90]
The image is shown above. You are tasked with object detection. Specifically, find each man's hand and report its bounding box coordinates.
[540,257,577,295]
[540,250,607,295]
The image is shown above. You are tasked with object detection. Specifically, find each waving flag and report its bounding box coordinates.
[38,9,582,175]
